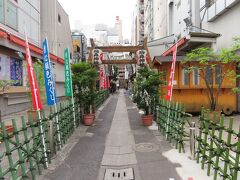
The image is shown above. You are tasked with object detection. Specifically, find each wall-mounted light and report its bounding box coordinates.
[15,51,24,59]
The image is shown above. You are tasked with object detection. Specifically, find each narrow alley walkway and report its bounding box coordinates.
[40,90,182,180]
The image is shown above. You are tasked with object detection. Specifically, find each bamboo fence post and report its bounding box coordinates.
[21,116,37,179]
[207,112,217,176]
[12,119,28,179]
[232,125,240,180]
[197,108,204,163]
[201,110,210,170]
[222,118,233,180]
[1,121,17,179]
[213,115,224,180]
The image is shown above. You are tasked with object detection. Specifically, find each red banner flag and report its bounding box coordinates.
[166,44,178,101]
[25,35,43,110]
[107,76,110,88]
[99,66,104,89]
[103,74,107,89]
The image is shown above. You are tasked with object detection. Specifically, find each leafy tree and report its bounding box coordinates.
[133,67,164,115]
[183,38,240,111]
[72,62,98,114]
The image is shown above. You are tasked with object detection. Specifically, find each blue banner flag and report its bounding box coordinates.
[43,38,57,106]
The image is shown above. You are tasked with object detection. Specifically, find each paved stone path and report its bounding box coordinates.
[39,90,184,180]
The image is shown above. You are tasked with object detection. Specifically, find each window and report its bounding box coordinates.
[10,57,22,86]
[58,14,61,23]
[205,66,213,85]
[193,68,200,85]
[182,68,189,85]
[0,0,4,23]
[215,65,222,85]
[206,0,216,7]
[6,1,17,30]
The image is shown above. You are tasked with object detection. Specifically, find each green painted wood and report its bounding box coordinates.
[1,121,17,179]
[197,108,204,164]
[201,110,210,170]
[207,112,217,176]
[233,125,240,180]
[213,115,224,180]
[222,118,233,180]
[21,116,37,180]
[12,119,28,179]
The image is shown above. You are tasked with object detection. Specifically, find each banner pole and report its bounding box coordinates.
[37,110,48,168]
[54,102,61,148]
[166,44,178,139]
[71,92,76,127]
[43,38,61,149]
[25,32,47,168]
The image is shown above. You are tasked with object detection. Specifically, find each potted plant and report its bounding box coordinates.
[72,62,98,126]
[133,67,164,126]
[183,37,240,118]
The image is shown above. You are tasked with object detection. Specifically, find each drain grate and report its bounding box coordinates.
[104,168,134,180]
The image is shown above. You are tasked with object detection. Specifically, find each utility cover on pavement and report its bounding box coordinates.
[135,142,159,152]
[104,168,134,180]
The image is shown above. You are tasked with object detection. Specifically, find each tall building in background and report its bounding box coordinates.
[114,16,123,44]
[72,31,87,63]
[133,0,144,45]
[81,17,124,46]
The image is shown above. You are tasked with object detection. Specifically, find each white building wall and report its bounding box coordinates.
[0,0,41,45]
[152,0,168,39]
[202,2,240,50]
[170,0,190,39]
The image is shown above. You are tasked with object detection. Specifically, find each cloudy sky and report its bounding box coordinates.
[58,0,136,40]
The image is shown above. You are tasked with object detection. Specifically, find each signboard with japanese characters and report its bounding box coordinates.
[64,48,72,96]
[43,38,57,105]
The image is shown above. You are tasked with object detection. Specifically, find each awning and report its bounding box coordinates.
[153,31,220,67]
[162,32,220,56]
[0,28,64,64]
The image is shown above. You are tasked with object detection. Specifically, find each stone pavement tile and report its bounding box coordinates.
[105,133,135,146]
[101,153,137,166]
[104,145,134,155]
[138,160,181,180]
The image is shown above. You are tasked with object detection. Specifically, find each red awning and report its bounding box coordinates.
[0,28,64,65]
[162,37,188,56]
[0,30,7,39]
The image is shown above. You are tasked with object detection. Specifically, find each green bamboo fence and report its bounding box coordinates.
[156,99,191,153]
[196,108,240,180]
[0,99,81,180]
[95,90,109,109]
[0,91,108,180]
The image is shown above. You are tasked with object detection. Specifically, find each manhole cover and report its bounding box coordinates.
[104,168,134,180]
[134,143,159,152]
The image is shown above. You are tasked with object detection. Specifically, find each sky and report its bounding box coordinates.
[58,0,136,40]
